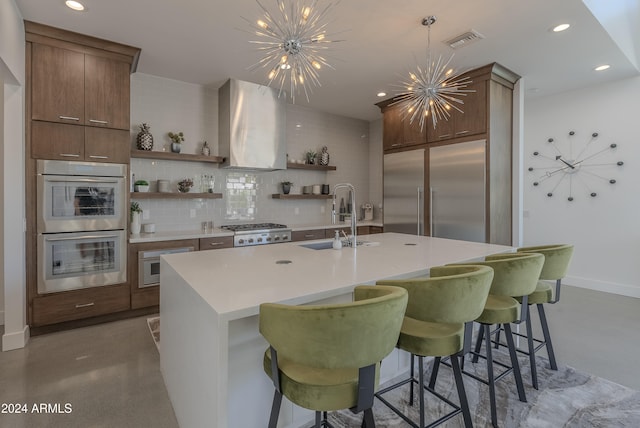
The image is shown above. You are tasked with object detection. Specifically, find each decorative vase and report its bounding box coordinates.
[171,142,181,153]
[282,183,291,194]
[136,123,154,151]
[131,212,141,234]
[319,146,330,166]
[201,141,210,156]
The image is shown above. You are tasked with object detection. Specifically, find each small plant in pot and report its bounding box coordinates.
[177,178,194,193]
[130,202,143,234]
[134,180,150,192]
[305,150,317,165]
[168,131,184,153]
[281,181,293,194]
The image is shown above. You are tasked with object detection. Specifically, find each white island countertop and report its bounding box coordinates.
[162,232,511,322]
[160,233,513,428]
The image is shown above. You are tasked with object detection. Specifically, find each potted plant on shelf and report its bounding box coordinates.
[281,181,293,195]
[177,178,194,193]
[134,179,150,192]
[305,150,317,165]
[130,202,142,234]
[168,131,184,153]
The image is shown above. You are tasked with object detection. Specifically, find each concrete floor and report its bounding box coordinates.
[0,284,638,427]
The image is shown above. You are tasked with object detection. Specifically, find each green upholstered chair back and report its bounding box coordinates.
[518,244,574,281]
[461,252,544,297]
[375,265,494,324]
[259,285,408,370]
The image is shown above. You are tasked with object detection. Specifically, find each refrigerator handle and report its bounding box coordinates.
[417,187,423,236]
[429,187,434,237]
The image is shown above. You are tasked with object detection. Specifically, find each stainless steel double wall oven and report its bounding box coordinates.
[37,160,128,294]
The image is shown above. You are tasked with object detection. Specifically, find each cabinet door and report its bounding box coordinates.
[84,127,130,163]
[292,229,326,241]
[453,80,487,138]
[199,236,234,250]
[383,103,426,150]
[31,43,85,124]
[32,284,129,326]
[84,54,131,130]
[426,109,458,142]
[31,121,84,160]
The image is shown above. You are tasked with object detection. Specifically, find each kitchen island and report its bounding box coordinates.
[160,233,513,428]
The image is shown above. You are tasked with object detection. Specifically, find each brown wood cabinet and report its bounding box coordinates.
[379,101,427,151]
[199,236,234,250]
[31,121,130,163]
[25,22,141,329]
[31,284,129,326]
[357,226,383,235]
[292,229,326,241]
[426,79,487,143]
[31,42,131,130]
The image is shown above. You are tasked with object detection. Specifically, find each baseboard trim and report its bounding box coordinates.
[565,275,640,298]
[2,324,30,351]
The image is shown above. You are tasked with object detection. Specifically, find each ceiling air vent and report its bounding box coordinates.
[444,29,485,49]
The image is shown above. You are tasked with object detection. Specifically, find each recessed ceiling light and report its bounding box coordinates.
[65,0,85,11]
[377,92,387,97]
[552,23,570,32]
[594,64,610,71]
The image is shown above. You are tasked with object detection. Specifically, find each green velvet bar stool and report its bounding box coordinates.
[259,285,408,428]
[374,265,494,428]
[513,244,574,389]
[439,252,544,428]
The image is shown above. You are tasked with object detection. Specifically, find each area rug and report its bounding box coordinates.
[330,350,640,427]
[147,316,160,351]
[145,322,639,427]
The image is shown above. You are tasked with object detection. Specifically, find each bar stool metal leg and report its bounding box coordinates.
[484,324,498,427]
[525,312,539,389]
[503,323,527,402]
[538,303,558,370]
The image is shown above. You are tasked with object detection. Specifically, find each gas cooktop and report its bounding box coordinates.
[220,223,291,247]
[220,223,288,232]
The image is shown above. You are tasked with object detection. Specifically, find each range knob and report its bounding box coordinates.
[257,237,263,243]
[282,235,289,241]
[274,236,281,241]
[248,238,254,244]
[238,239,245,245]
[266,237,272,242]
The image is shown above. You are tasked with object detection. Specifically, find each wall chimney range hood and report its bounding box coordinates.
[218,78,286,170]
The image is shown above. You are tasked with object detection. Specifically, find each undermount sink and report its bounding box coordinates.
[299,240,377,250]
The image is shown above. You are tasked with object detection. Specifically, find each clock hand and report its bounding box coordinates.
[556,156,575,169]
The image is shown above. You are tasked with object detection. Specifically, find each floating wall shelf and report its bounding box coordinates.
[271,194,332,200]
[131,192,223,200]
[286,162,336,171]
[131,150,224,164]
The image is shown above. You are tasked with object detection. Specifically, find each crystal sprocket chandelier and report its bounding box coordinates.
[245,0,342,103]
[393,16,474,130]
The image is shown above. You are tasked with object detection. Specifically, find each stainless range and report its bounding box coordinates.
[220,223,291,247]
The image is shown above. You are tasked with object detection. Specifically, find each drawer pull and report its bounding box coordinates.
[88,155,109,159]
[456,130,470,135]
[59,116,80,121]
[89,119,109,125]
[391,143,401,147]
[438,134,451,139]
[60,153,80,158]
[209,242,225,246]
[304,234,316,238]
[75,302,95,309]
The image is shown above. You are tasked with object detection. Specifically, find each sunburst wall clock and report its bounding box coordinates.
[528,131,624,201]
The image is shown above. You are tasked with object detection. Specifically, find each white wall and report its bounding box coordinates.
[130,73,371,231]
[1,0,28,350]
[523,76,640,297]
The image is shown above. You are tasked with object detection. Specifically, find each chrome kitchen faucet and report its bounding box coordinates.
[332,183,356,248]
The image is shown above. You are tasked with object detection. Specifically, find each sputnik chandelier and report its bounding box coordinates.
[245,0,342,102]
[393,16,473,130]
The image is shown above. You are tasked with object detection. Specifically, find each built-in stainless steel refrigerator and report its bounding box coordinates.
[383,140,486,243]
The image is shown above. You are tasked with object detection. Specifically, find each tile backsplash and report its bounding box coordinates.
[130,73,375,231]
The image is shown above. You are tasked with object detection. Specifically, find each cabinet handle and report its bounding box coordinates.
[209,242,225,246]
[88,155,109,159]
[391,143,401,147]
[456,130,470,135]
[59,116,80,121]
[89,119,109,125]
[304,234,316,238]
[75,302,95,309]
[438,134,451,139]
[60,153,80,158]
